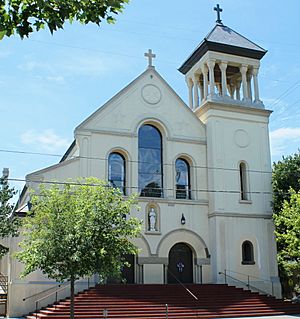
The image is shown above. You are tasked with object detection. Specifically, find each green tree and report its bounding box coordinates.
[273,190,300,293]
[0,171,20,258]
[272,151,300,214]
[0,0,129,39]
[272,151,300,296]
[16,178,141,319]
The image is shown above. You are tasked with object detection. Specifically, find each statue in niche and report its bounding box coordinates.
[148,207,157,231]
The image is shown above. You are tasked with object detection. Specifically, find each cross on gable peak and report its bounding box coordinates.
[214,4,223,25]
[144,49,156,68]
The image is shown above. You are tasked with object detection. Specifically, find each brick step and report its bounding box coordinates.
[39,305,300,315]
[27,309,300,319]
[56,302,285,309]
[55,300,293,308]
[25,284,300,319]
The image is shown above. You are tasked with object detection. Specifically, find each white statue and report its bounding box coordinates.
[149,207,157,231]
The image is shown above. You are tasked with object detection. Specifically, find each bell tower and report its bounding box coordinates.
[179,4,266,110]
[179,5,281,297]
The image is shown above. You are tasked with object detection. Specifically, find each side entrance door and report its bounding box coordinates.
[121,254,135,284]
[167,243,193,284]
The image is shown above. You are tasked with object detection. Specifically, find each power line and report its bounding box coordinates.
[268,79,300,110]
[0,148,273,174]
[8,177,275,196]
[26,38,300,85]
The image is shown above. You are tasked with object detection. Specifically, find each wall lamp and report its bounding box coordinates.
[181,213,186,225]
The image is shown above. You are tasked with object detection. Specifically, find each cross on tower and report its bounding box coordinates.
[144,49,156,68]
[214,4,223,24]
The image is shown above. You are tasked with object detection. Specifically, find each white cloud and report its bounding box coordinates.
[19,53,123,79]
[21,129,70,153]
[270,127,300,157]
[46,75,65,83]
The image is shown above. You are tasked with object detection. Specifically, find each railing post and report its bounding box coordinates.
[224,269,227,284]
[103,308,108,319]
[166,303,168,319]
[35,301,38,319]
[88,277,90,289]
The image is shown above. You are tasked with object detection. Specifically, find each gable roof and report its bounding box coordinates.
[179,24,267,75]
[76,67,205,132]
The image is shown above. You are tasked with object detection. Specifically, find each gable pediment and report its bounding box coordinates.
[75,68,206,141]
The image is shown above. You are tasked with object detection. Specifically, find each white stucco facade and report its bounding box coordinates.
[0,21,281,317]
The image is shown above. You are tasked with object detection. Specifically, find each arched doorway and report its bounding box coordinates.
[167,243,193,284]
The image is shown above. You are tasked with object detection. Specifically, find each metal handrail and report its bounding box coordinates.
[219,271,273,296]
[166,268,198,301]
[225,269,274,283]
[0,273,8,294]
[23,282,67,302]
[28,277,92,317]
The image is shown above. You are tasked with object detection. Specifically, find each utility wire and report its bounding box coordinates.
[8,177,275,196]
[27,38,300,84]
[0,148,273,174]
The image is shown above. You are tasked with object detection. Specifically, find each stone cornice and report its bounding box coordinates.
[208,211,272,219]
[196,100,272,120]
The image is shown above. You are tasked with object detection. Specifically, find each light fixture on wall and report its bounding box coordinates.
[181,213,186,225]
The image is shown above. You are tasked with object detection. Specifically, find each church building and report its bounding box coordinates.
[1,5,281,317]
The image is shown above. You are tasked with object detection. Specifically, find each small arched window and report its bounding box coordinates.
[239,162,248,200]
[242,240,255,265]
[138,124,163,198]
[175,158,191,199]
[108,152,126,195]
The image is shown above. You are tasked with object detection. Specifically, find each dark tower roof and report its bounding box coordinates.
[179,24,267,75]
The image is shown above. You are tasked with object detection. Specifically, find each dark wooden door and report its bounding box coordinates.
[167,243,193,284]
[121,254,135,284]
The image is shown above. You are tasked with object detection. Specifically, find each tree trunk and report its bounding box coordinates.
[70,275,75,319]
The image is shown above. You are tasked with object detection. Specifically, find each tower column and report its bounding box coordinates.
[186,78,194,109]
[240,64,249,101]
[202,65,209,100]
[219,61,228,97]
[247,72,253,101]
[207,59,216,97]
[199,79,204,102]
[236,79,241,100]
[193,75,199,109]
[228,80,235,98]
[252,67,261,103]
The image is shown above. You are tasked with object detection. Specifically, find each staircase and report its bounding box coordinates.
[27,284,300,319]
[0,273,8,316]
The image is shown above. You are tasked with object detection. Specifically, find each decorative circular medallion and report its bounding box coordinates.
[142,84,162,105]
[234,129,250,148]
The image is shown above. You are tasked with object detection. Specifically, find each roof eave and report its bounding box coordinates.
[179,40,267,75]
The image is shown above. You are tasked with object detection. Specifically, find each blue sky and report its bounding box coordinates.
[1,0,300,197]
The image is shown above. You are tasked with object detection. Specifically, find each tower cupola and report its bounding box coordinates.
[179,4,266,110]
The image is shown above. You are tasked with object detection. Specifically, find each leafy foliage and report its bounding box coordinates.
[272,151,300,296]
[272,151,300,214]
[0,0,129,39]
[273,190,300,291]
[16,178,141,319]
[0,175,20,258]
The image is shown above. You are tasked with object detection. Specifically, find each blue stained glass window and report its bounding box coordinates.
[138,125,163,197]
[175,158,191,199]
[108,152,126,195]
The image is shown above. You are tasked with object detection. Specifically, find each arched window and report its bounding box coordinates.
[138,124,163,197]
[175,158,191,199]
[108,152,126,195]
[239,162,248,200]
[242,240,255,264]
